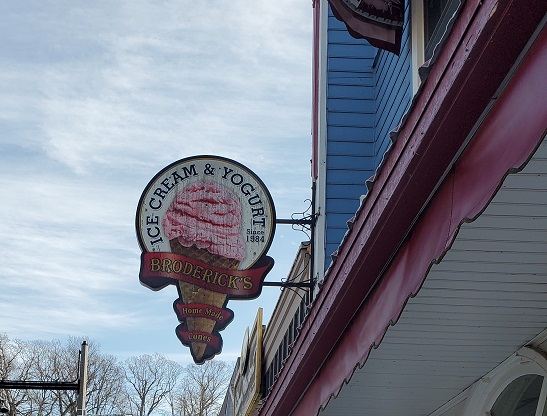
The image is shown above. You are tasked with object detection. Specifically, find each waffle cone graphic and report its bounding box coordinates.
[170,239,239,361]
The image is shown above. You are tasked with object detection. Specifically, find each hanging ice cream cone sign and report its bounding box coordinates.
[136,155,275,364]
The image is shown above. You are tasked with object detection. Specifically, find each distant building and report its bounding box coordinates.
[222,0,547,415]
[218,357,238,416]
[220,243,311,416]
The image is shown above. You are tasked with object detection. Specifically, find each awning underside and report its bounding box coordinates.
[328,0,405,54]
[319,138,547,415]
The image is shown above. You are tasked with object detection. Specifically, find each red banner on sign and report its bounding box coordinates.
[139,252,274,298]
[173,300,234,330]
[176,325,222,351]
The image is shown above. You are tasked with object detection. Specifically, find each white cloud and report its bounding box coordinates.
[0,0,312,359]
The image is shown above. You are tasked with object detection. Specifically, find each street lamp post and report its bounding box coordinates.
[0,341,88,415]
[76,341,89,416]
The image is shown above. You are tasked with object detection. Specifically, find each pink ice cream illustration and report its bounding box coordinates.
[163,180,246,262]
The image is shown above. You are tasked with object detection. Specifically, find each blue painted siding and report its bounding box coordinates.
[373,5,413,165]
[323,3,413,270]
[325,12,376,269]
[327,126,375,141]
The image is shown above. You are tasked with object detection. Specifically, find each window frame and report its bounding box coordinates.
[411,0,426,94]
[463,347,547,416]
[411,0,461,94]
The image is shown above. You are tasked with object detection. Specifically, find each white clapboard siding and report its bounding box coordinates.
[319,141,547,415]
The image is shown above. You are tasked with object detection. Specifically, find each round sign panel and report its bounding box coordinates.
[136,155,276,270]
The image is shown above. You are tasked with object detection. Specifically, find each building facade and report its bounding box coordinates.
[221,0,546,415]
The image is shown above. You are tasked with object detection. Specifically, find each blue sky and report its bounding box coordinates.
[0,1,312,364]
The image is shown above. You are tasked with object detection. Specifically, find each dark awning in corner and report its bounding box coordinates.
[328,0,404,54]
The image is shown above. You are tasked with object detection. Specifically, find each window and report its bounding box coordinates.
[423,0,461,60]
[262,292,313,398]
[411,0,461,93]
[491,375,546,416]
[464,347,547,416]
[288,321,294,345]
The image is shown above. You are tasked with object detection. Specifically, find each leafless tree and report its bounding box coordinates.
[54,337,125,416]
[171,360,233,416]
[0,335,126,416]
[23,338,79,416]
[86,348,125,416]
[0,334,40,416]
[122,353,182,416]
[1,334,232,416]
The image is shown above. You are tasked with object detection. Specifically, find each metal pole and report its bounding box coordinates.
[76,341,88,416]
[262,281,314,288]
[0,381,78,390]
[309,181,317,301]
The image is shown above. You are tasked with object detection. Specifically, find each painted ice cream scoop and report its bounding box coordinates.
[162,180,245,361]
[163,179,246,261]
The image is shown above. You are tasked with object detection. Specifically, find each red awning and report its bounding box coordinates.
[328,0,404,54]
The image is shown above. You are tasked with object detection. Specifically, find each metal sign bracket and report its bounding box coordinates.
[264,183,317,298]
